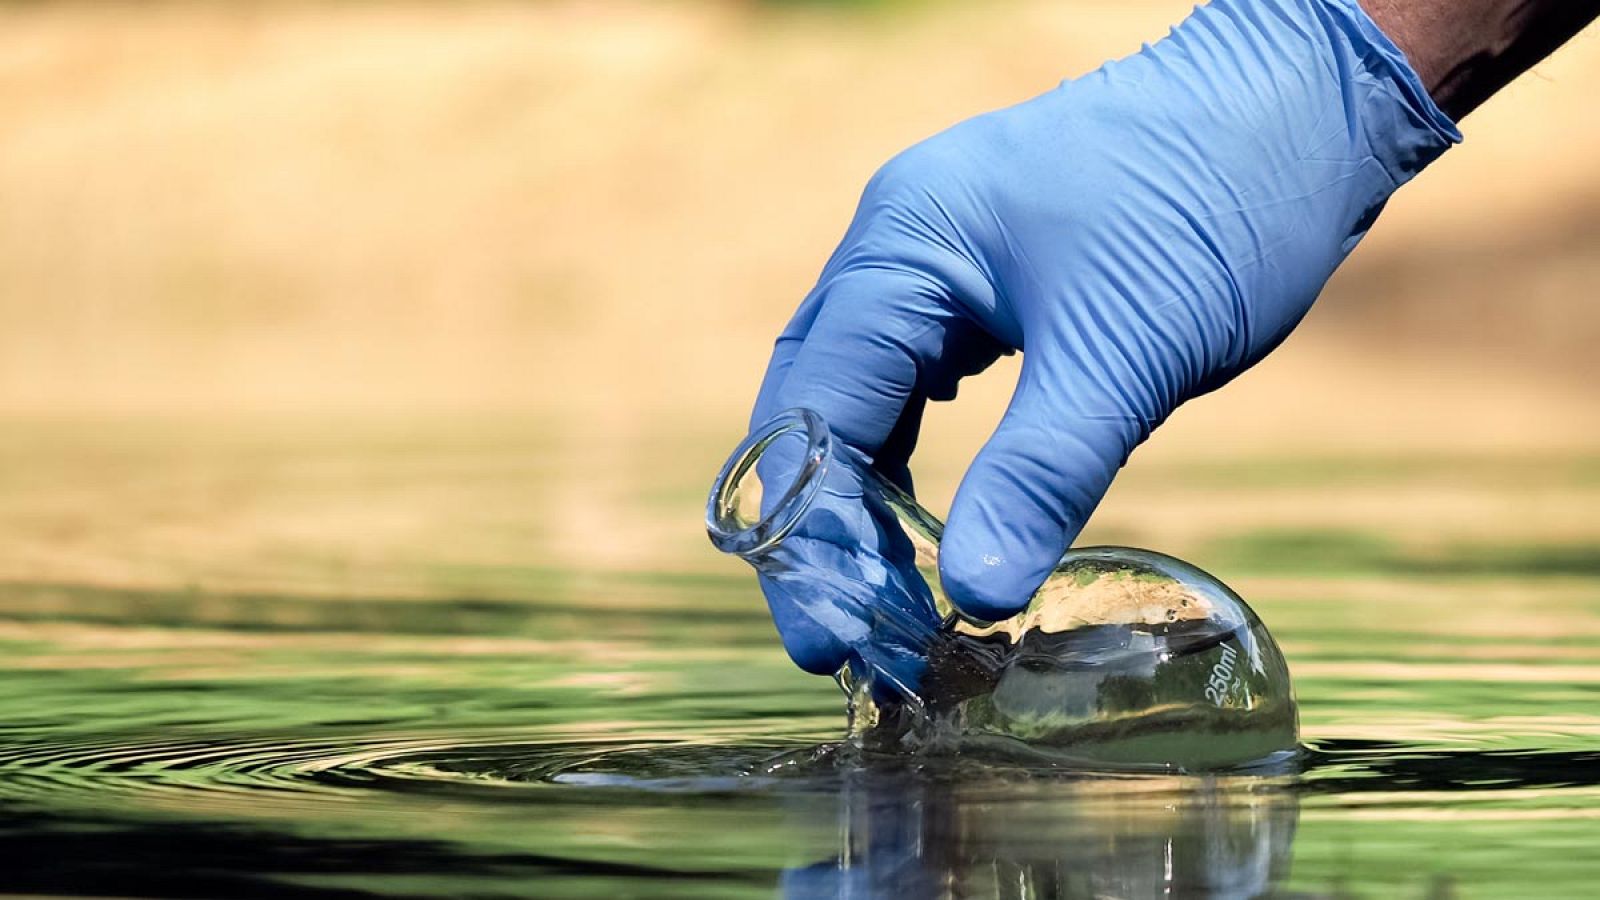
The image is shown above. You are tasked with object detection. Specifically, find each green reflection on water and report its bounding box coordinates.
[0,422,1597,897]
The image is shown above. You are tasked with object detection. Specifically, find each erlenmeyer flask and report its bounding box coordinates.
[707,408,1298,770]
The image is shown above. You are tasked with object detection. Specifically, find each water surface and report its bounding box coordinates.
[1,423,1597,897]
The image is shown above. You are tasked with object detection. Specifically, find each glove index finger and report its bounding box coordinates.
[750,333,805,431]
[749,281,829,430]
[771,268,970,461]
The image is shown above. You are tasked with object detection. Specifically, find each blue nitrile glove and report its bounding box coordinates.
[746,421,943,695]
[750,0,1459,676]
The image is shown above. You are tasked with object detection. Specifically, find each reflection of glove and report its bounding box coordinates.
[749,0,1458,675]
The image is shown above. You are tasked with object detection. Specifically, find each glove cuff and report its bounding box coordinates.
[1309,0,1462,186]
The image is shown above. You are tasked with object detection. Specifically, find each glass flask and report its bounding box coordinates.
[708,408,1298,770]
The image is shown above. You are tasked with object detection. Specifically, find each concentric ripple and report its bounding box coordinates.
[5,729,1600,823]
[0,730,848,817]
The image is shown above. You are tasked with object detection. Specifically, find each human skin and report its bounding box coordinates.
[1360,0,1600,118]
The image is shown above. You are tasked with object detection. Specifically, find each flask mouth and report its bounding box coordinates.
[706,408,832,558]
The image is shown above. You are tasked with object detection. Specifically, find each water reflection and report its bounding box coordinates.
[0,421,1597,896]
[1304,740,1600,794]
[3,730,1600,897]
[781,767,1299,899]
[3,576,1599,896]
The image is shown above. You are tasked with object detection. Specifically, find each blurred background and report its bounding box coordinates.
[4,8,1598,894]
[1,0,1596,606]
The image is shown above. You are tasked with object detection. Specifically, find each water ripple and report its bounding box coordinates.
[3,730,1600,820]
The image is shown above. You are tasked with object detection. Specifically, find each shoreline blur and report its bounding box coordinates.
[2,0,1595,415]
[0,0,1596,593]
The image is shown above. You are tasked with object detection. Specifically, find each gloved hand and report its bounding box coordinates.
[750,0,1458,675]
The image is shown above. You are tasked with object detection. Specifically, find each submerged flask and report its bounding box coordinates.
[707,409,1298,770]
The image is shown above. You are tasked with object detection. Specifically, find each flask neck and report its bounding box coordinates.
[707,409,948,606]
[706,408,951,699]
[706,408,834,560]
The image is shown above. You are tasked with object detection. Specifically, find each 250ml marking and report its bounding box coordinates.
[1204,643,1239,706]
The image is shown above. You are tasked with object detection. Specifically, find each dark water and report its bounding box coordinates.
[0,423,1597,896]
[3,578,1600,899]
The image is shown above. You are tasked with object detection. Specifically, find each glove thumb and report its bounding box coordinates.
[938,359,1144,621]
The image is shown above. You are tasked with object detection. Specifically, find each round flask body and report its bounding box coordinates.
[902,548,1299,770]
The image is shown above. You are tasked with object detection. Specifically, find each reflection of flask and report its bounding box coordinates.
[782,767,1301,898]
[709,409,1298,770]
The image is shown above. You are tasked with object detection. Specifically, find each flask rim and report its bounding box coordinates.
[706,408,832,557]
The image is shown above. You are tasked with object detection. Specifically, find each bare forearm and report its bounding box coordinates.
[1360,0,1600,119]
